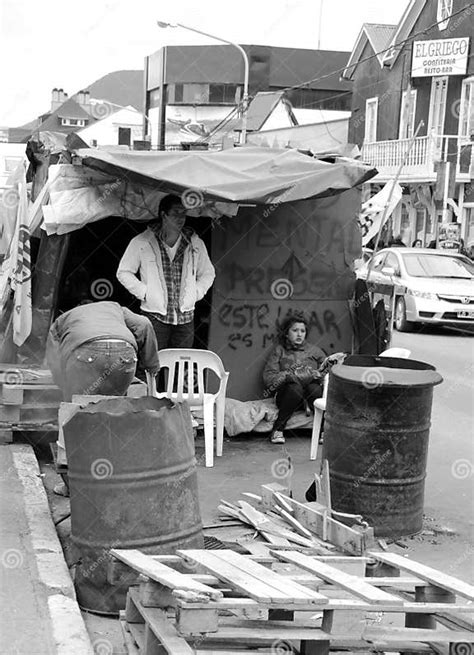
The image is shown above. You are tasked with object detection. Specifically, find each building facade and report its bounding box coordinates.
[144,44,352,149]
[343,0,474,247]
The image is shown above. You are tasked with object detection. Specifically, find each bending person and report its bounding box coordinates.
[46,300,160,401]
[263,315,326,444]
[116,194,215,349]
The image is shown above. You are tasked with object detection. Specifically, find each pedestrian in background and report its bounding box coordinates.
[116,194,215,348]
[46,301,159,401]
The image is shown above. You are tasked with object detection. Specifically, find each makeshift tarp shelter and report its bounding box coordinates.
[0,142,376,399]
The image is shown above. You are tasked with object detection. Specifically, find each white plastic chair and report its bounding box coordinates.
[309,347,411,460]
[310,374,329,460]
[152,349,229,468]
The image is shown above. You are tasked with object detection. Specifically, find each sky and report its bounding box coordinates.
[0,0,408,126]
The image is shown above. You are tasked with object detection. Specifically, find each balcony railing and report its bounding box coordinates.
[361,134,473,181]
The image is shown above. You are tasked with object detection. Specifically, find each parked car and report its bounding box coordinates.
[357,248,474,331]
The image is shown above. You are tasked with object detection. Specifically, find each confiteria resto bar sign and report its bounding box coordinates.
[411,37,470,77]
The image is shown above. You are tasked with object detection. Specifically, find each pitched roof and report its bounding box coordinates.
[342,22,397,79]
[365,24,398,57]
[55,98,92,120]
[34,98,94,135]
[245,91,296,131]
[382,0,425,68]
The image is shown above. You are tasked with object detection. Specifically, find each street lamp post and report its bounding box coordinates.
[157,21,249,144]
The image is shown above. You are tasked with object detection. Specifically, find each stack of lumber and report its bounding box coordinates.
[0,367,61,443]
[113,547,474,655]
[218,480,375,556]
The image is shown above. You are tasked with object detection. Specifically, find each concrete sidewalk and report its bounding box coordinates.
[0,444,93,655]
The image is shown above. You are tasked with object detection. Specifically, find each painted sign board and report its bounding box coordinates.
[411,37,470,77]
[208,189,361,400]
[438,222,461,251]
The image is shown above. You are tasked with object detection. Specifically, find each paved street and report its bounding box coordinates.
[391,326,474,578]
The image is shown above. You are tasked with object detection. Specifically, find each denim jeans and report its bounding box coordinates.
[62,340,137,401]
[143,313,194,349]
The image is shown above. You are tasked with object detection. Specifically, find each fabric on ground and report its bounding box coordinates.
[224,397,313,436]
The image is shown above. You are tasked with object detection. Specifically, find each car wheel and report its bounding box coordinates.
[395,297,414,332]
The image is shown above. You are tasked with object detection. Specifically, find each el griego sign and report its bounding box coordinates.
[412,37,470,77]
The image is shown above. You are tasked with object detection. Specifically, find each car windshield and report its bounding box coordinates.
[402,253,474,278]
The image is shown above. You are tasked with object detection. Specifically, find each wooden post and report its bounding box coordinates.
[406,584,456,629]
[300,609,333,655]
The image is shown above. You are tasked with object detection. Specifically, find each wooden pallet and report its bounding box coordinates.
[113,548,474,655]
[0,377,62,443]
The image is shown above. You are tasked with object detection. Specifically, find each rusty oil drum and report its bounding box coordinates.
[322,355,442,538]
[63,396,203,614]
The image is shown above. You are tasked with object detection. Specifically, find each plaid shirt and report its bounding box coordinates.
[157,234,194,325]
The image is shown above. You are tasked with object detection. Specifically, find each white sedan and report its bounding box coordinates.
[358,248,474,331]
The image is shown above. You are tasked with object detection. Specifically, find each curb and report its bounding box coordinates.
[10,444,94,654]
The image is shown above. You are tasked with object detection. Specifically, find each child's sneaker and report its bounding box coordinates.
[270,430,285,444]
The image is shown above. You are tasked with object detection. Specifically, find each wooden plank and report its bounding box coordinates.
[175,597,474,613]
[272,551,404,605]
[192,618,334,642]
[111,549,223,600]
[0,405,21,422]
[369,552,474,601]
[273,506,314,538]
[0,429,13,444]
[177,549,327,605]
[128,589,195,655]
[275,495,368,555]
[1,386,24,405]
[237,501,309,546]
[363,626,474,643]
[120,619,142,654]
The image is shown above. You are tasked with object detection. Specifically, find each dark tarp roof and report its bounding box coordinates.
[75,146,376,205]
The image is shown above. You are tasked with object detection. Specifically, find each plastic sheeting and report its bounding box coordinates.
[76,146,376,205]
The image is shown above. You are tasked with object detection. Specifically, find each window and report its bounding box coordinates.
[60,118,86,127]
[384,253,401,276]
[428,77,448,158]
[371,252,387,271]
[365,97,378,143]
[458,77,474,140]
[182,84,209,104]
[437,0,453,30]
[399,89,417,139]
[209,84,241,104]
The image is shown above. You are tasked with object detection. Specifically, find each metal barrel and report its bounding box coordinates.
[64,396,203,614]
[322,355,443,538]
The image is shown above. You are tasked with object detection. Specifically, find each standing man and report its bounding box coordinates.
[117,194,215,348]
[46,301,160,401]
